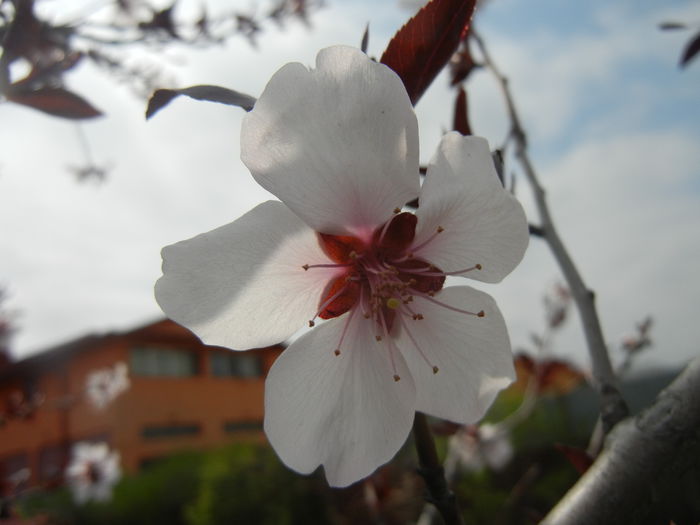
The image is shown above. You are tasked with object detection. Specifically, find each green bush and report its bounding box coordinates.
[18,443,329,525]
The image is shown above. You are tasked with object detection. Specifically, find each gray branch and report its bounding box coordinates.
[471,30,628,433]
[541,356,700,525]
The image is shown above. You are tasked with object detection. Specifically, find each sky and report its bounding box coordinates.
[1,0,699,378]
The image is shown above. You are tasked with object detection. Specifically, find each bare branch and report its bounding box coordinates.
[413,413,466,525]
[541,356,700,525]
[471,29,628,433]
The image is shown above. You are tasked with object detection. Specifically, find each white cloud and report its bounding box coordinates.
[495,130,700,372]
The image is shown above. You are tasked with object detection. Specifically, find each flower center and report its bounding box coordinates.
[303,210,484,380]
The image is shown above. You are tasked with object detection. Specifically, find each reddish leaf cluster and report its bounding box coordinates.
[1,0,323,120]
[512,353,586,396]
[1,1,101,119]
[660,21,700,68]
[380,0,477,106]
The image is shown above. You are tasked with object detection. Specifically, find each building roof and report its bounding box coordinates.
[0,318,200,382]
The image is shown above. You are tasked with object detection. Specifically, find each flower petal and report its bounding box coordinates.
[241,46,419,236]
[396,286,515,424]
[155,201,337,350]
[264,312,416,487]
[414,133,528,283]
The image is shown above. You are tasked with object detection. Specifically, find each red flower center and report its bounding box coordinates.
[302,211,484,380]
[314,212,445,332]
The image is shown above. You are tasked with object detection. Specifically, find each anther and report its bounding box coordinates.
[334,349,341,356]
[302,264,309,271]
[412,314,424,320]
[477,310,485,318]
[393,207,401,214]
[432,366,439,374]
[375,335,382,341]
[393,374,401,382]
[475,263,482,270]
[308,320,315,327]
[437,226,444,233]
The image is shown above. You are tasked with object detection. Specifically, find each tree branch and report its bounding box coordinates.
[471,30,628,433]
[541,356,700,525]
[413,412,465,525]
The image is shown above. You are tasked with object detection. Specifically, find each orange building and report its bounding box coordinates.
[0,319,282,487]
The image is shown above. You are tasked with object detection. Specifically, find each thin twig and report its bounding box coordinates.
[413,412,465,525]
[471,30,628,433]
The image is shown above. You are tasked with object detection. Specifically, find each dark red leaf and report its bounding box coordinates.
[145,85,256,119]
[659,22,686,31]
[538,360,586,395]
[6,87,102,119]
[680,30,700,68]
[511,353,585,396]
[450,42,478,86]
[555,444,594,475]
[380,0,477,105]
[452,86,472,135]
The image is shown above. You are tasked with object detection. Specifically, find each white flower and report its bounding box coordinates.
[155,46,528,487]
[85,361,130,410]
[65,442,121,503]
[451,423,514,472]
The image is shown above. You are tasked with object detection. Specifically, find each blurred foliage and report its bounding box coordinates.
[18,444,329,525]
[184,443,328,525]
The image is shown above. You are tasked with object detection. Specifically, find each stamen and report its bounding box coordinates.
[408,226,445,254]
[308,281,351,326]
[333,304,358,357]
[378,310,402,382]
[401,263,482,278]
[393,207,401,214]
[302,262,354,271]
[441,263,483,276]
[400,315,439,374]
[415,292,486,317]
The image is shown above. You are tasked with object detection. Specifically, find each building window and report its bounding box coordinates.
[141,423,201,439]
[38,444,65,482]
[223,420,263,433]
[210,352,262,378]
[1,453,29,484]
[130,347,197,377]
